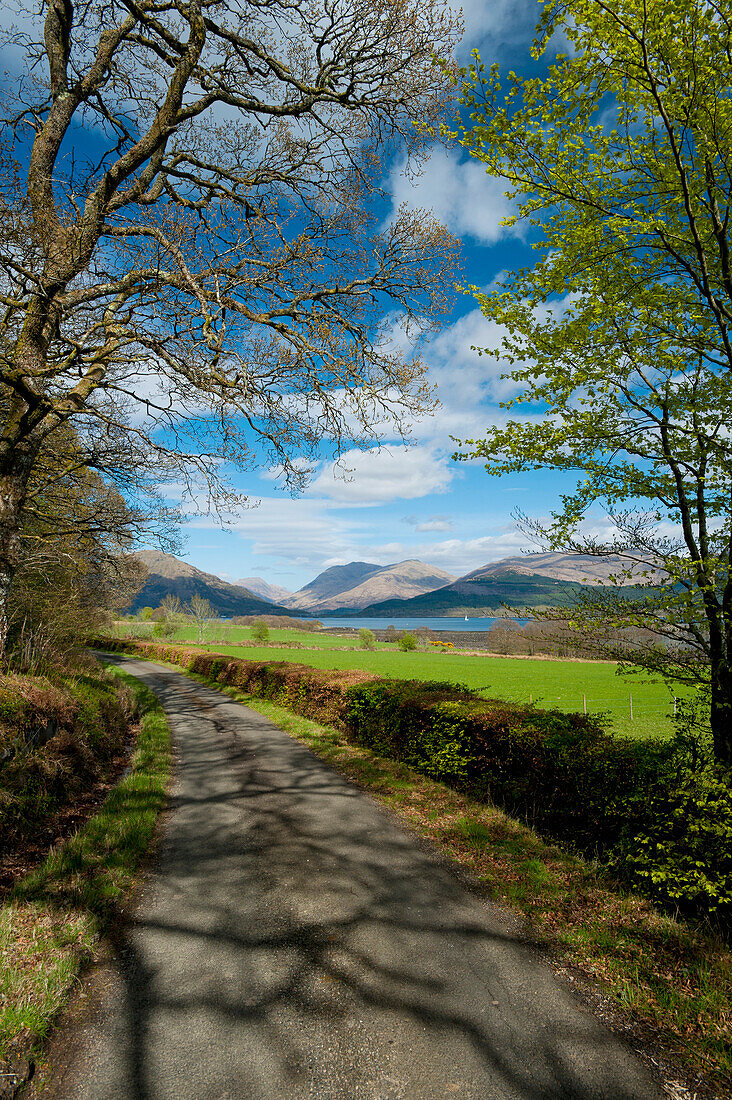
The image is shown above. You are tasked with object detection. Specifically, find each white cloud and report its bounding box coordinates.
[413,529,529,573]
[309,446,454,503]
[387,147,518,246]
[415,519,453,532]
[453,0,539,47]
[190,497,360,570]
[404,513,454,533]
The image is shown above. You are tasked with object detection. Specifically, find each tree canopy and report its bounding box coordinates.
[453,0,732,761]
[0,0,461,652]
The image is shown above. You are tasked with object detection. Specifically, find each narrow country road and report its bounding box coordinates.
[41,655,663,1100]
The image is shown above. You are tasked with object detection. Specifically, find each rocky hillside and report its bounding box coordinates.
[472,552,663,585]
[128,550,291,616]
[233,577,293,604]
[355,567,584,617]
[285,560,455,612]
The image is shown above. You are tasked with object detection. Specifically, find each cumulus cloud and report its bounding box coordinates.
[387,147,519,246]
[404,514,454,533]
[190,497,360,570]
[309,445,454,503]
[454,0,539,48]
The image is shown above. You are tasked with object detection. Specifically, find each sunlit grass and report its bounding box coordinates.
[156,638,678,739]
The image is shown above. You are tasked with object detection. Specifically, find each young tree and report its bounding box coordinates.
[250,619,269,643]
[188,595,214,643]
[454,0,732,762]
[0,0,461,655]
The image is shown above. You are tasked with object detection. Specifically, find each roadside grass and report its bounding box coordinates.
[150,638,678,740]
[175,663,731,1096]
[0,667,170,1070]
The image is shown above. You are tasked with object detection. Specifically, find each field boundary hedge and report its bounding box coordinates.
[0,666,136,849]
[95,637,732,924]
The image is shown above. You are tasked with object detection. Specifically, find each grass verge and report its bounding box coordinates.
[0,666,171,1083]
[173,662,730,1098]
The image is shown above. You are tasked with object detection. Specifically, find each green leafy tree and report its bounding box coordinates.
[250,620,270,644]
[358,627,377,650]
[453,0,732,763]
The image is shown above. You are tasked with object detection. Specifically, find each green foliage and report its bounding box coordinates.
[1,667,171,1067]
[398,632,417,651]
[453,0,732,762]
[99,636,732,924]
[250,620,270,643]
[358,627,376,650]
[611,765,732,919]
[0,668,135,846]
[152,619,176,638]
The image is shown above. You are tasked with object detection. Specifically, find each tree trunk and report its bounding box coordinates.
[0,468,33,661]
[710,657,732,766]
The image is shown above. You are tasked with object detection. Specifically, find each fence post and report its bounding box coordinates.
[583,693,586,715]
[629,693,633,720]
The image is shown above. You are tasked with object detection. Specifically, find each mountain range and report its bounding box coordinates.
[234,577,293,604]
[126,549,656,618]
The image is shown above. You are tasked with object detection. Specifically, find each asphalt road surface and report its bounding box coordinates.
[40,655,664,1100]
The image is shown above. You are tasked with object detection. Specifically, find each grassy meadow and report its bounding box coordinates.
[115,622,681,739]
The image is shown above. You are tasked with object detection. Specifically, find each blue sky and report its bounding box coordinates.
[178,0,589,591]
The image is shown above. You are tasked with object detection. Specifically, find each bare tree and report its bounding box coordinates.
[0,0,461,654]
[188,594,214,643]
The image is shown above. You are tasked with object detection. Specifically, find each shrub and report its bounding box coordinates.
[610,764,732,918]
[250,620,270,643]
[398,633,417,651]
[358,628,376,650]
[152,620,176,638]
[0,668,134,847]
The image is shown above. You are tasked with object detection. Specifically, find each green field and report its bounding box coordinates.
[115,623,681,740]
[115,623,393,651]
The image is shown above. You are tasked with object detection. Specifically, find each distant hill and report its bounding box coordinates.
[128,550,292,616]
[351,567,585,617]
[472,552,663,585]
[233,577,293,604]
[285,559,456,612]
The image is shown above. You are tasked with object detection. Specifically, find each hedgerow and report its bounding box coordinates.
[95,637,732,924]
[0,667,137,846]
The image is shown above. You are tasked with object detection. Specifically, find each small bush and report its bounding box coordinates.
[152,620,176,638]
[250,620,270,643]
[358,628,376,650]
[611,764,732,918]
[397,633,417,651]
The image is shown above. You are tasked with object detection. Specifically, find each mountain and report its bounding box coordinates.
[128,550,292,616]
[352,552,664,617]
[233,577,293,604]
[285,560,456,612]
[472,552,663,585]
[354,567,584,617]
